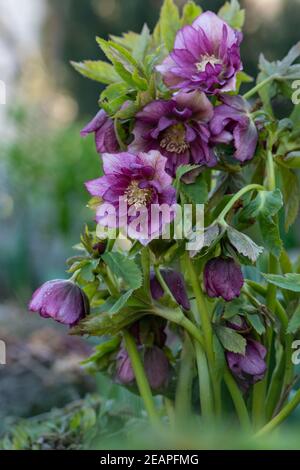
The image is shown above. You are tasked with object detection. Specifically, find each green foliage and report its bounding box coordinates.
[218,0,245,30]
[215,325,246,354]
[278,165,300,232]
[263,273,300,292]
[153,0,181,51]
[181,1,203,26]
[227,226,264,263]
[71,60,120,84]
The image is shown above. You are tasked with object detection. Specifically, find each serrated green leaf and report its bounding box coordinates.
[100,82,130,115]
[71,60,120,84]
[287,304,300,334]
[102,252,143,290]
[158,0,181,51]
[227,226,264,263]
[218,0,245,31]
[181,1,202,26]
[263,273,300,292]
[180,174,208,204]
[246,314,266,335]
[97,37,140,71]
[215,325,246,354]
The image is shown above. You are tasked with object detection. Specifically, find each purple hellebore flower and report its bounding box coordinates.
[80,109,119,154]
[150,269,191,310]
[210,95,258,162]
[29,280,89,327]
[204,257,244,302]
[85,150,177,244]
[226,339,267,386]
[129,91,216,177]
[157,11,243,95]
[116,346,169,390]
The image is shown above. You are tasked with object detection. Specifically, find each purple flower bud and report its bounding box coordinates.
[93,241,107,255]
[226,339,267,386]
[116,348,135,385]
[210,95,258,162]
[204,257,244,302]
[80,109,119,154]
[29,280,89,327]
[144,346,170,390]
[150,269,191,310]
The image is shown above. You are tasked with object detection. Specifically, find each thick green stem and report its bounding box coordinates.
[255,389,300,437]
[224,370,251,431]
[218,184,265,225]
[243,75,278,100]
[194,340,214,419]
[175,334,195,421]
[123,331,159,426]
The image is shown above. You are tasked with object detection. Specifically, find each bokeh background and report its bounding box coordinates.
[0,0,300,449]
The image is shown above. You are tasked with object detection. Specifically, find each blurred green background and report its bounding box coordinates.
[0,0,300,449]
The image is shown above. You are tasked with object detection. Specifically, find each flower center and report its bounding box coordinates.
[124,180,153,208]
[196,54,222,72]
[160,123,189,154]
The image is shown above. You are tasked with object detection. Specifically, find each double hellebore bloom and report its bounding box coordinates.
[29,280,89,327]
[150,269,191,310]
[210,95,258,162]
[227,339,267,386]
[80,109,119,154]
[85,150,176,243]
[130,91,216,176]
[204,257,244,301]
[157,11,243,95]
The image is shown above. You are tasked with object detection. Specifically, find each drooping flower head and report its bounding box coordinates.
[85,150,177,243]
[150,269,191,310]
[226,339,267,387]
[130,91,216,176]
[157,11,243,95]
[29,280,89,327]
[210,95,258,162]
[80,109,119,154]
[204,257,244,302]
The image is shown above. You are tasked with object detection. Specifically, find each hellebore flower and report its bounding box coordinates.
[226,339,267,386]
[29,280,89,327]
[116,346,169,390]
[85,150,177,243]
[150,269,191,310]
[210,95,258,162]
[204,257,244,301]
[80,109,119,154]
[130,91,216,176]
[157,11,243,95]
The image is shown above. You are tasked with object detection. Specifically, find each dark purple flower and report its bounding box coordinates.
[157,11,243,95]
[116,346,169,390]
[80,109,119,154]
[150,269,191,310]
[116,348,135,385]
[29,280,89,327]
[204,257,244,301]
[226,339,267,385]
[210,95,258,162]
[85,150,177,244]
[130,91,216,176]
[144,346,170,390]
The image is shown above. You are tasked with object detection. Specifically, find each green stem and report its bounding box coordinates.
[255,389,300,437]
[243,75,278,100]
[194,340,214,419]
[154,265,177,307]
[224,369,251,431]
[175,334,195,421]
[266,349,285,420]
[217,184,265,225]
[123,331,159,426]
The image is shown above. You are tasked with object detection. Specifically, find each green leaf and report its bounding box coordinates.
[223,297,257,320]
[215,325,246,354]
[180,175,208,204]
[227,226,264,263]
[174,164,200,187]
[246,314,266,335]
[279,165,300,231]
[97,37,140,71]
[218,0,245,30]
[241,189,283,259]
[71,60,120,84]
[102,252,143,290]
[287,304,300,334]
[157,0,181,51]
[111,24,151,63]
[81,336,121,366]
[181,1,202,26]
[100,82,130,115]
[263,273,300,293]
